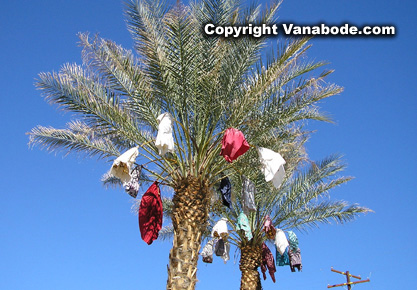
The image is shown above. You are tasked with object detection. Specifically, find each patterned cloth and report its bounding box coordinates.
[220,128,250,163]
[274,229,289,255]
[110,147,139,183]
[263,215,276,240]
[236,212,253,240]
[288,248,302,272]
[123,165,142,198]
[219,177,232,208]
[276,246,290,266]
[155,112,175,155]
[261,243,276,282]
[242,175,256,214]
[201,239,214,263]
[257,147,286,188]
[212,218,229,239]
[138,182,163,245]
[287,231,299,250]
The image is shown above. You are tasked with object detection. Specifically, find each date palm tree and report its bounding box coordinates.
[220,153,370,290]
[28,0,355,289]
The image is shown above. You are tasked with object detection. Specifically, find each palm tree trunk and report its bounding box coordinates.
[167,176,210,290]
[239,243,263,290]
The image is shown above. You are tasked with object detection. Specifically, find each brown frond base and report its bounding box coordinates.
[240,242,263,290]
[167,176,210,290]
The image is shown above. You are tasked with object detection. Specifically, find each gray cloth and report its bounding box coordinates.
[288,248,302,272]
[242,175,256,214]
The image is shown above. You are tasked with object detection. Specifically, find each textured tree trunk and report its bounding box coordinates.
[167,176,210,290]
[239,243,263,290]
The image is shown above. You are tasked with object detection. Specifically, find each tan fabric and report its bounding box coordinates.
[110,147,139,183]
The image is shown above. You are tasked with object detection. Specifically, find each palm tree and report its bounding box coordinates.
[28,0,354,289]
[219,154,370,290]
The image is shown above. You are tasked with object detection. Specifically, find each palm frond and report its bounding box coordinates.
[281,201,372,232]
[28,120,120,159]
[158,224,174,241]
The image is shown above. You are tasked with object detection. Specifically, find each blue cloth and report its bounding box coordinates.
[287,231,299,250]
[276,246,290,266]
[236,212,253,240]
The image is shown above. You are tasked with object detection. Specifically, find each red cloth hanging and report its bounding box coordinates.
[138,181,163,245]
[220,128,250,163]
[261,242,277,282]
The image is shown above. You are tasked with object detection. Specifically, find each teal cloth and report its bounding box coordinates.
[276,246,290,266]
[236,212,253,240]
[287,231,299,250]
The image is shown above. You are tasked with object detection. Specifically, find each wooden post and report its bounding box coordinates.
[328,268,370,289]
[346,271,351,290]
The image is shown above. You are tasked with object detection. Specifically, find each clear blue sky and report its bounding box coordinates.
[1,0,416,289]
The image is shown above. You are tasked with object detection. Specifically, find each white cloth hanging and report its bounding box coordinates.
[155,112,175,155]
[274,229,289,255]
[211,218,229,238]
[257,147,286,188]
[110,147,139,183]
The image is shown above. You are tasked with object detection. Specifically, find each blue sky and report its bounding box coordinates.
[1,0,416,289]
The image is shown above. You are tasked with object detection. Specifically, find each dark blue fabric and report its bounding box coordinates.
[219,177,232,208]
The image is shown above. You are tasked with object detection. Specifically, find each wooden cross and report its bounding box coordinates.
[327,267,370,289]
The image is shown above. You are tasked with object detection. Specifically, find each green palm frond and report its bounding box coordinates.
[281,201,372,232]
[36,64,153,148]
[28,120,120,158]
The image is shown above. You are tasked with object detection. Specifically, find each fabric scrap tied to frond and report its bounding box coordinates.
[287,231,299,250]
[138,181,163,245]
[263,215,276,240]
[201,239,215,263]
[220,128,250,163]
[214,238,230,264]
[218,177,232,208]
[257,147,286,188]
[242,175,257,214]
[274,229,289,255]
[155,112,175,156]
[276,246,290,267]
[236,212,253,240]
[261,242,276,282]
[211,218,229,239]
[288,247,302,272]
[110,147,139,183]
[123,165,142,198]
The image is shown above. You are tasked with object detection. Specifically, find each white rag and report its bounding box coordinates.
[155,112,175,155]
[257,147,286,188]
